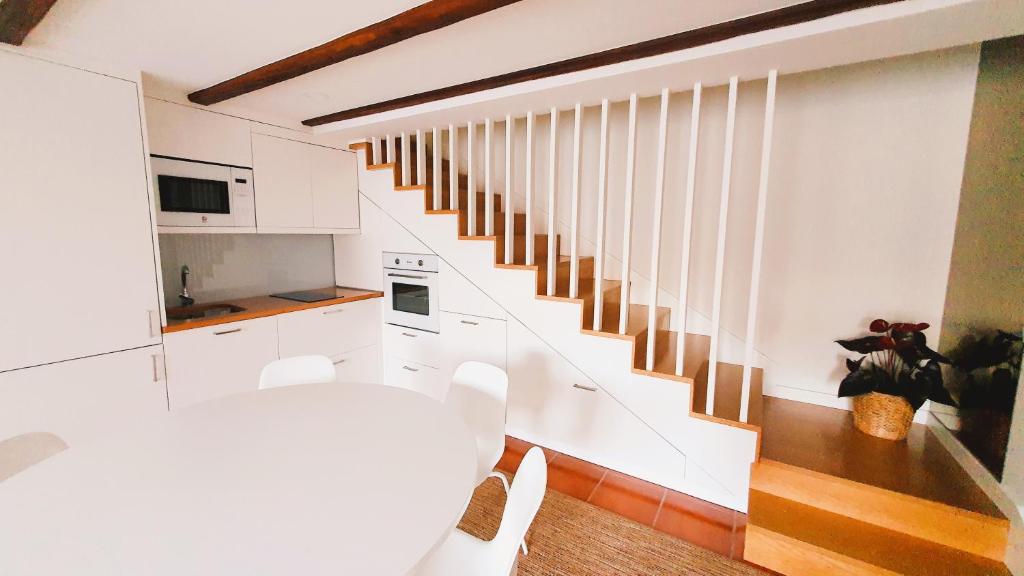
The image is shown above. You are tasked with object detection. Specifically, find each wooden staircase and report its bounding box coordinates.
[355,139,764,434]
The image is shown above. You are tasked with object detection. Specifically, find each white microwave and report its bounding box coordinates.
[152,156,256,229]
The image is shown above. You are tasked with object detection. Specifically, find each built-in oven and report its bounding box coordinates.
[383,252,440,333]
[151,156,256,229]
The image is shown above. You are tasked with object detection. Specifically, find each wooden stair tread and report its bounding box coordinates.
[760,397,1005,519]
[747,490,1010,576]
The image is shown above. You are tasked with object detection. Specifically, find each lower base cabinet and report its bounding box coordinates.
[164,317,279,410]
[332,345,381,385]
[0,346,168,446]
[383,355,443,400]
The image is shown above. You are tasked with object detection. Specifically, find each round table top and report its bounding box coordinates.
[0,383,478,576]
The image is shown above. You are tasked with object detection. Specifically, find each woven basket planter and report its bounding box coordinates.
[852,392,914,441]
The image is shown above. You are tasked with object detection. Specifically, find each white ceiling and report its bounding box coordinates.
[21,0,802,128]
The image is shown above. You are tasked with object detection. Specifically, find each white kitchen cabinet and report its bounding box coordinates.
[333,345,381,385]
[0,50,161,372]
[252,134,359,233]
[163,317,279,410]
[0,346,168,446]
[144,98,253,167]
[277,299,381,360]
[383,324,443,368]
[439,312,506,384]
[312,146,359,230]
[439,261,505,320]
[383,355,444,401]
[252,133,314,230]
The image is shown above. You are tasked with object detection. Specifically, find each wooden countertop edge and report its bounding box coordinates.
[162,291,384,334]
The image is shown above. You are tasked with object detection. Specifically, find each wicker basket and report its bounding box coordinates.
[852,392,914,441]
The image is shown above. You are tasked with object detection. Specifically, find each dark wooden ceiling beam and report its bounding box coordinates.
[302,0,902,127]
[188,0,522,106]
[0,0,58,45]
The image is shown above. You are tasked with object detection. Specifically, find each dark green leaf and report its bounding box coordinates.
[837,336,887,354]
[838,368,878,398]
[846,357,864,372]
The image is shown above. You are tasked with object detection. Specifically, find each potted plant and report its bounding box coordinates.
[836,319,956,440]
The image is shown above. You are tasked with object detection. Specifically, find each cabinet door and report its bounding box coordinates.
[0,346,168,446]
[311,147,359,230]
[0,51,161,372]
[252,134,313,230]
[440,312,506,384]
[163,317,279,410]
[439,261,506,320]
[277,299,381,360]
[144,98,252,167]
[383,355,444,401]
[333,345,381,385]
[382,324,443,368]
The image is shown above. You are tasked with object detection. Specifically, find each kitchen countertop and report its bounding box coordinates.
[163,286,383,333]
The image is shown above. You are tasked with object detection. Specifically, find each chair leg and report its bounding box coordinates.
[487,470,527,555]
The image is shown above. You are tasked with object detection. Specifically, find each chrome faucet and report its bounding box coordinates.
[179,265,195,307]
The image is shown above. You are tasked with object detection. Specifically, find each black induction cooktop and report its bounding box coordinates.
[269,290,336,303]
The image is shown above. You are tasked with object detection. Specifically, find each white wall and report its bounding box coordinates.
[440,45,980,407]
[158,234,335,306]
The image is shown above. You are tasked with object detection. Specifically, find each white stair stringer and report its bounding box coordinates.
[357,154,758,511]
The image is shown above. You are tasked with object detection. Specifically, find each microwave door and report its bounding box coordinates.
[152,157,236,227]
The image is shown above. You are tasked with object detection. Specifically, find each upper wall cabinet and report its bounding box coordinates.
[252,133,359,234]
[0,51,162,372]
[144,98,252,167]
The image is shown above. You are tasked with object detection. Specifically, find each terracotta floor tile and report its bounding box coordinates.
[496,436,533,473]
[653,490,735,557]
[546,453,607,501]
[587,470,665,526]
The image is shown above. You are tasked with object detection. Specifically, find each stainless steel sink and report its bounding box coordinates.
[166,304,246,321]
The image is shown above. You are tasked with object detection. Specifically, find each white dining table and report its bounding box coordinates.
[0,382,478,576]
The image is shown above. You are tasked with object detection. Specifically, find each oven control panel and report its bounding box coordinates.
[382,252,439,273]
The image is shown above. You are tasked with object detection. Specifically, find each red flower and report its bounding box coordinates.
[879,336,896,349]
[869,319,890,333]
[891,322,929,332]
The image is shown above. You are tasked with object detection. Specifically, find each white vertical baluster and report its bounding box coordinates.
[706,76,740,416]
[568,103,583,299]
[467,121,476,235]
[740,70,778,423]
[401,132,410,186]
[546,107,559,296]
[371,137,381,164]
[449,124,458,210]
[432,127,442,210]
[675,82,703,377]
[485,117,494,236]
[593,99,611,331]
[416,129,425,185]
[525,111,535,266]
[386,134,394,164]
[618,94,638,335]
[645,89,671,371]
[505,114,514,264]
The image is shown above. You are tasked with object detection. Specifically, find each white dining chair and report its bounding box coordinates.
[415,446,547,576]
[258,355,336,390]
[0,431,68,483]
[445,361,509,492]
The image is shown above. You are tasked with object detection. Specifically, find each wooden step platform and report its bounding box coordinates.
[746,397,1010,575]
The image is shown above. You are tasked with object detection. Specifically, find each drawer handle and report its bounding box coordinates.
[573,383,597,392]
[402,365,419,372]
[401,332,418,338]
[460,320,479,326]
[333,359,347,365]
[214,328,242,336]
[322,309,345,315]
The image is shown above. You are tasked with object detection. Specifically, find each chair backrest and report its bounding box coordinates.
[490,446,547,571]
[0,431,68,483]
[258,355,336,390]
[445,362,508,480]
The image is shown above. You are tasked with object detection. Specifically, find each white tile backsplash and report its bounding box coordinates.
[159,234,334,307]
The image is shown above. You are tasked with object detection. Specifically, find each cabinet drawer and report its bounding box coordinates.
[164,317,279,410]
[383,355,445,401]
[383,324,442,368]
[277,298,381,359]
[332,345,381,385]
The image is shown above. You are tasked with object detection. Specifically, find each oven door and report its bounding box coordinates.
[384,271,440,333]
[152,157,238,227]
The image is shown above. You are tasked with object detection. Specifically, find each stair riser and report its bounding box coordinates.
[746,525,898,576]
[751,461,1009,561]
